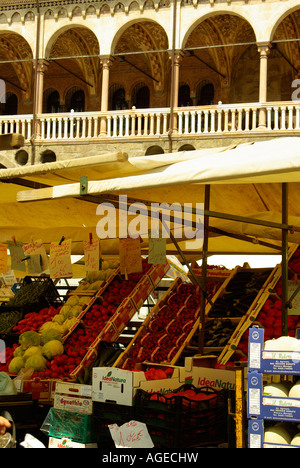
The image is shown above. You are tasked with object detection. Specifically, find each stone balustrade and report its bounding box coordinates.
[1,101,299,143]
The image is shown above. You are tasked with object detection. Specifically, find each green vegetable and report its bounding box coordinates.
[41,328,63,344]
[6,281,52,307]
[25,354,47,372]
[13,346,24,358]
[66,296,79,307]
[0,310,22,334]
[41,340,64,360]
[8,357,25,374]
[69,305,82,317]
[19,330,41,349]
[23,346,42,362]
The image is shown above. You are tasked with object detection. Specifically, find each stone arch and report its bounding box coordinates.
[182,12,257,102]
[0,31,33,102]
[44,23,100,59]
[44,25,101,101]
[111,19,169,93]
[181,10,258,50]
[271,6,300,82]
[268,3,300,43]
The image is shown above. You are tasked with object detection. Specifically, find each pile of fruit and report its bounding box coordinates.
[0,259,153,380]
[65,259,152,377]
[232,248,300,361]
[5,329,66,379]
[74,260,119,292]
[120,280,220,370]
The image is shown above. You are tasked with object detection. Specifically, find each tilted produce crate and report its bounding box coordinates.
[114,272,227,370]
[218,244,300,365]
[65,260,170,377]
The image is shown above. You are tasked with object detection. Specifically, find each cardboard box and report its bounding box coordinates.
[48,437,97,448]
[248,419,300,448]
[184,356,236,391]
[248,371,300,421]
[16,378,53,401]
[92,364,186,406]
[248,326,300,375]
[53,381,93,414]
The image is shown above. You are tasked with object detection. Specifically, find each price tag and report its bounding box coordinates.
[23,239,48,272]
[0,244,7,273]
[148,236,166,265]
[7,240,26,272]
[49,239,72,278]
[108,420,154,449]
[83,238,100,272]
[119,238,142,275]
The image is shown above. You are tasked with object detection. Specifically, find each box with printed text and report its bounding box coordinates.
[92,364,186,406]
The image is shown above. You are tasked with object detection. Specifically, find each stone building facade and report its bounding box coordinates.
[0,0,299,166]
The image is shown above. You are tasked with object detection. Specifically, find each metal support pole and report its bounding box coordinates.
[198,185,210,354]
[282,182,288,336]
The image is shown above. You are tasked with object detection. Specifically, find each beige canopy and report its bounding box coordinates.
[1,136,300,259]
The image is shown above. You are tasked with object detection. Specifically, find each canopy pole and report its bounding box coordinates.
[282,182,288,336]
[198,184,210,354]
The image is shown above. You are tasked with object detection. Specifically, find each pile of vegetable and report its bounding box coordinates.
[12,306,58,334]
[7,330,65,377]
[38,295,90,337]
[6,280,56,307]
[0,310,23,334]
[75,260,119,292]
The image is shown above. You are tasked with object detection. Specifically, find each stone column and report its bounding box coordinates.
[100,56,114,135]
[169,51,184,133]
[33,59,49,137]
[257,43,271,128]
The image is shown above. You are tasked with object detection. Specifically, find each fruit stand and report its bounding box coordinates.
[1,139,300,447]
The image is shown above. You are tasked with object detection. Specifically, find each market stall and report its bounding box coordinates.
[1,136,300,448]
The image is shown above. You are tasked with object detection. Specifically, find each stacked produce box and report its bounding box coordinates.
[92,383,228,448]
[248,326,300,448]
[42,381,97,448]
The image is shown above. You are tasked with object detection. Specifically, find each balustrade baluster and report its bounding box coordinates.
[280,106,286,130]
[184,111,189,135]
[178,112,183,134]
[295,105,300,130]
[288,105,294,130]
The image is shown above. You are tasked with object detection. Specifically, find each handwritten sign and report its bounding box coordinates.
[49,239,72,279]
[83,239,100,272]
[23,239,48,273]
[148,234,166,265]
[0,244,7,273]
[119,238,143,275]
[27,254,43,275]
[108,420,154,449]
[288,280,300,315]
[7,240,26,272]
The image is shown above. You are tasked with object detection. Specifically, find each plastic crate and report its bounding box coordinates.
[134,384,228,448]
[3,276,62,313]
